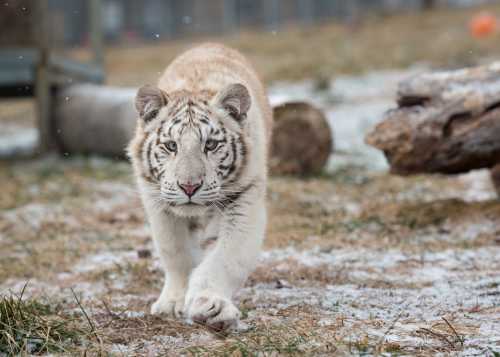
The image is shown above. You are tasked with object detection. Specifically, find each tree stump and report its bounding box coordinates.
[365,62,500,197]
[270,101,333,175]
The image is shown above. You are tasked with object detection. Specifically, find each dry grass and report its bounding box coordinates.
[266,169,500,252]
[0,285,91,355]
[105,3,500,86]
[1,158,499,355]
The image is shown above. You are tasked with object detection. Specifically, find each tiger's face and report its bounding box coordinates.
[132,83,251,217]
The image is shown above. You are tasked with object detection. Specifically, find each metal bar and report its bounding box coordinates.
[50,56,105,84]
[263,0,280,31]
[223,0,238,33]
[297,0,314,25]
[34,0,52,153]
[89,0,104,73]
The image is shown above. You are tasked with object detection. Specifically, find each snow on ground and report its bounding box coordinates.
[459,169,498,202]
[0,123,37,158]
[247,246,500,355]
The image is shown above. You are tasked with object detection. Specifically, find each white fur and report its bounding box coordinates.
[129,43,271,330]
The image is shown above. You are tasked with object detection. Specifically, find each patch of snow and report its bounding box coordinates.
[260,247,409,270]
[459,169,497,202]
[0,124,37,158]
[250,245,500,353]
[326,100,392,171]
[122,310,145,318]
[0,278,60,298]
[109,343,131,354]
[85,180,138,213]
[1,203,63,230]
[73,250,138,273]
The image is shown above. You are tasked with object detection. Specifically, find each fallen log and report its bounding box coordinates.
[54,84,137,158]
[365,62,500,176]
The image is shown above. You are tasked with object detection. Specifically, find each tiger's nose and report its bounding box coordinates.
[178,181,203,197]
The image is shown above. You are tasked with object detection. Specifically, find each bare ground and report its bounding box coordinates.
[0,154,499,355]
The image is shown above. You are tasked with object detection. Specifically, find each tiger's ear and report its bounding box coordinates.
[135,85,169,122]
[214,83,251,122]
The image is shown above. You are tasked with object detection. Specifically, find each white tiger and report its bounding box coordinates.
[128,43,272,330]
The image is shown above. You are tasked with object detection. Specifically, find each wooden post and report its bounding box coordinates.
[264,0,280,31]
[89,0,104,68]
[34,0,52,153]
[223,0,238,33]
[297,0,314,26]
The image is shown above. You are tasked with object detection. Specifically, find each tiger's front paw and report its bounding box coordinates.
[186,292,240,331]
[151,296,184,318]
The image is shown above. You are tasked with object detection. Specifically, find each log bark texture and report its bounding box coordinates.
[54,84,137,158]
[491,163,500,196]
[270,101,333,175]
[365,62,500,175]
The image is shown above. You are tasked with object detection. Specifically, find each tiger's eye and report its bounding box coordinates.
[165,141,177,152]
[205,139,218,152]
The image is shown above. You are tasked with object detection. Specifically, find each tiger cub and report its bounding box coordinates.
[128,43,272,330]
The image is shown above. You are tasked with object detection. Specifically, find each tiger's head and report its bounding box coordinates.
[130,83,251,217]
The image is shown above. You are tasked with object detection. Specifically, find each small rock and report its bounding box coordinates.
[137,248,152,259]
[274,279,291,289]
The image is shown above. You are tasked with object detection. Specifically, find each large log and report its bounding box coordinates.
[54,85,136,158]
[365,62,500,175]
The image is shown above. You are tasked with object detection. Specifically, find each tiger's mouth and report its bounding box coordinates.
[181,199,209,207]
[170,201,210,217]
[184,202,199,206]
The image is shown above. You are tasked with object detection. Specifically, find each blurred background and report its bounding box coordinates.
[1,1,500,355]
[2,0,500,155]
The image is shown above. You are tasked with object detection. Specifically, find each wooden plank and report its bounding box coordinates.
[50,56,104,84]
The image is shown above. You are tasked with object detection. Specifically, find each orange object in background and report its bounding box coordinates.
[469,12,497,38]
